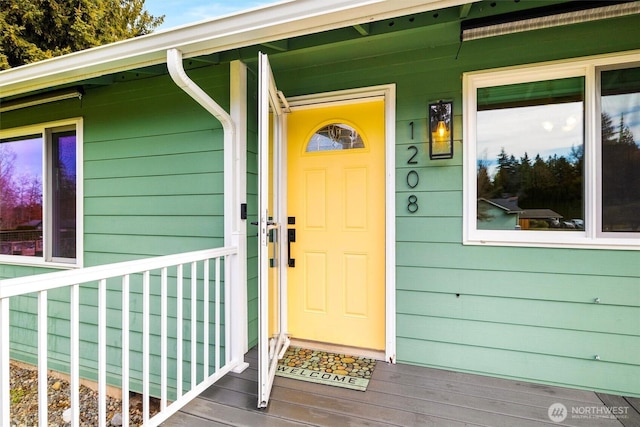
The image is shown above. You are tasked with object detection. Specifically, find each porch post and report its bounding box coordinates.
[230,60,249,373]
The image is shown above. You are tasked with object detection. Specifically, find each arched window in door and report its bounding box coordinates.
[306,123,365,152]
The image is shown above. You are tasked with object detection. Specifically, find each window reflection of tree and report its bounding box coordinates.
[602,110,640,232]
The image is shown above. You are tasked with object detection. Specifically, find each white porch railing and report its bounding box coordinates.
[0,246,241,427]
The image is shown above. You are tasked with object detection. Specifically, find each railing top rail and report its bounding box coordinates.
[0,246,237,299]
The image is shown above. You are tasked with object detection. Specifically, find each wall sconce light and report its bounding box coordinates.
[429,100,453,160]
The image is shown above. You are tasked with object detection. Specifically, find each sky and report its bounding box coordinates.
[477,94,640,177]
[477,102,584,177]
[144,0,280,30]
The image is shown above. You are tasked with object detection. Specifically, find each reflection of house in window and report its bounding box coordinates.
[477,197,523,230]
[519,209,563,230]
[1,219,44,256]
[477,197,566,230]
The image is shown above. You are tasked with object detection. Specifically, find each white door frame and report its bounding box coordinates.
[285,84,397,363]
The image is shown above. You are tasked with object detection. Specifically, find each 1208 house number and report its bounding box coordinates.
[406,145,419,213]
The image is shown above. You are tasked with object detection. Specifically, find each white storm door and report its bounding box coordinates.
[257,52,289,409]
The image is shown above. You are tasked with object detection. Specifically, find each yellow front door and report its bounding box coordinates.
[287,99,385,350]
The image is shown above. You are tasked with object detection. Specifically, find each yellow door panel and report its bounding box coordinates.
[304,252,328,313]
[343,253,368,317]
[344,168,368,230]
[287,99,385,350]
[304,170,327,230]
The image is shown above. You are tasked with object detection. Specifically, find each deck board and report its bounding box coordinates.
[164,348,630,426]
[625,397,640,415]
[597,394,640,427]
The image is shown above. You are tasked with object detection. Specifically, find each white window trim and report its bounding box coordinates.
[0,118,83,268]
[463,50,640,250]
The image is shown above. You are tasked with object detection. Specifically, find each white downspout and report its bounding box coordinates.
[167,48,235,154]
[167,48,248,373]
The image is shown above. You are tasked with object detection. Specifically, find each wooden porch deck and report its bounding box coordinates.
[164,348,640,426]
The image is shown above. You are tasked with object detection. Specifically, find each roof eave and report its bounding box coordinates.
[0,0,473,98]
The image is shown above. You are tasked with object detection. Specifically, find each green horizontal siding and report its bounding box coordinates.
[398,314,639,365]
[84,216,224,237]
[396,191,462,218]
[85,173,224,196]
[83,129,222,160]
[1,0,638,400]
[2,63,232,397]
[85,155,224,182]
[264,5,639,398]
[397,291,638,335]
[397,338,639,397]
[397,266,640,307]
[397,242,638,277]
[85,195,224,216]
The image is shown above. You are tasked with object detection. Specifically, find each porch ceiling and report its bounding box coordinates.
[0,0,581,100]
[0,0,474,99]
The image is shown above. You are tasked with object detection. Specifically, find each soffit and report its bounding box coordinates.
[0,0,473,98]
[1,0,603,100]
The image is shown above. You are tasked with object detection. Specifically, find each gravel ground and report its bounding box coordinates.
[9,362,158,427]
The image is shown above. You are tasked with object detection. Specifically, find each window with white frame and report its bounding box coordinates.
[0,119,82,265]
[464,52,640,249]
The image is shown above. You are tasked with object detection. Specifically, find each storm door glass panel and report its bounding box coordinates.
[600,66,640,233]
[306,123,364,152]
[51,130,76,259]
[0,135,43,257]
[476,77,585,231]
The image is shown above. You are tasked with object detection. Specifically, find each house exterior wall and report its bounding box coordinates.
[1,64,232,391]
[476,203,517,230]
[255,10,639,397]
[1,1,638,399]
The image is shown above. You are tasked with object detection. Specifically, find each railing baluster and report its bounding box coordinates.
[121,275,130,427]
[203,260,209,377]
[191,262,197,389]
[98,279,107,427]
[224,256,231,366]
[38,290,48,426]
[142,271,150,425]
[176,264,183,398]
[160,267,168,411]
[215,257,220,372]
[0,298,10,427]
[70,284,80,427]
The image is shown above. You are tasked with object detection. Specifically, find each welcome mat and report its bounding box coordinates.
[276,347,376,391]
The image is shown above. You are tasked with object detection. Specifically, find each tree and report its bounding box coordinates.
[477,159,493,198]
[602,111,640,230]
[0,0,164,70]
[617,114,636,146]
[601,111,616,144]
[493,148,519,197]
[517,152,532,198]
